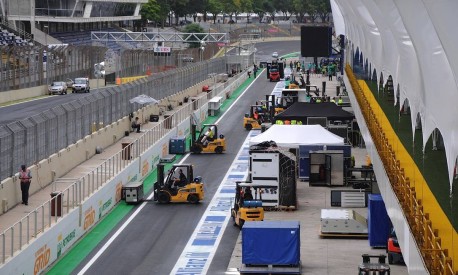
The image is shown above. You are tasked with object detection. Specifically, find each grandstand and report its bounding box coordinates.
[0,0,147,46]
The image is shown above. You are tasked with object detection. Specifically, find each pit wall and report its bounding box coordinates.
[0,90,210,275]
[0,79,106,105]
[0,79,213,214]
[0,71,245,274]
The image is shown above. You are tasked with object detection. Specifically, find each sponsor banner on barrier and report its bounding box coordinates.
[171,130,259,275]
[0,88,212,274]
[1,210,80,275]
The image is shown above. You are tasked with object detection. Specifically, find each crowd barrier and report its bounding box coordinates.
[345,64,456,274]
[0,71,247,273]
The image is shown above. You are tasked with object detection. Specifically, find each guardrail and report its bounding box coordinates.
[0,71,246,265]
[345,64,456,275]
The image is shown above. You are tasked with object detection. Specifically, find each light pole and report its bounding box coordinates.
[44,25,48,46]
[200,41,206,62]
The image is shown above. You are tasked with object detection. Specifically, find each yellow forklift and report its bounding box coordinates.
[243,105,263,130]
[153,163,204,204]
[243,95,279,130]
[231,182,264,229]
[190,124,226,154]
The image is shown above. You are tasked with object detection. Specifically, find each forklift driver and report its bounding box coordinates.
[172,169,188,188]
[243,187,253,200]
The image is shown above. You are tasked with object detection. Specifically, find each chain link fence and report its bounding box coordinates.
[0,57,226,181]
[0,45,106,91]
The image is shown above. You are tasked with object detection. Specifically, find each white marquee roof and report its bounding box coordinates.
[331,0,458,192]
[249,125,344,148]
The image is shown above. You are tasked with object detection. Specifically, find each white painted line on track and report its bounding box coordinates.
[79,75,256,275]
[78,155,190,275]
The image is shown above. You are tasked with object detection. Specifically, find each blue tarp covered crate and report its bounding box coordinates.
[368,194,390,247]
[242,221,300,265]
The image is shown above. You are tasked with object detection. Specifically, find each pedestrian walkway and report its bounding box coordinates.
[0,71,251,270]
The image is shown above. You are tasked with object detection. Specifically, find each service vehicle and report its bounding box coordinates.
[231,182,264,228]
[387,229,404,264]
[269,66,280,82]
[243,95,278,130]
[190,124,226,154]
[153,163,204,204]
[243,105,263,130]
[72,77,90,93]
[48,81,68,95]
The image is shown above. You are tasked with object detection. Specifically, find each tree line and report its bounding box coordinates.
[140,0,332,26]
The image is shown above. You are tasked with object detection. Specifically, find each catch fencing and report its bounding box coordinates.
[0,70,246,265]
[0,45,106,91]
[0,58,226,181]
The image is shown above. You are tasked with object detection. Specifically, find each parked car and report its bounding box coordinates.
[48,81,68,95]
[65,78,74,90]
[72,77,90,93]
[181,56,194,62]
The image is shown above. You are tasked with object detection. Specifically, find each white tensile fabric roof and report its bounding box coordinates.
[331,0,458,191]
[249,125,344,148]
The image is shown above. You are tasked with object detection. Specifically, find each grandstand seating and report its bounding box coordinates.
[0,27,33,46]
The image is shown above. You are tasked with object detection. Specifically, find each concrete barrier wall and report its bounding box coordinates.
[0,85,47,104]
[0,104,205,275]
[0,71,244,273]
[0,79,107,105]
[0,79,213,214]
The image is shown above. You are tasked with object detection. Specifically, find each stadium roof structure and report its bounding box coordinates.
[331,0,458,190]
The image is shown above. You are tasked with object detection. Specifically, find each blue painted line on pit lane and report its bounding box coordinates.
[170,130,260,274]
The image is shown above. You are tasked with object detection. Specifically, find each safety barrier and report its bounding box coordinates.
[116,75,147,85]
[346,64,456,275]
[0,71,246,266]
[0,58,226,182]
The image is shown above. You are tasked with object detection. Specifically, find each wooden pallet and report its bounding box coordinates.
[240,263,301,274]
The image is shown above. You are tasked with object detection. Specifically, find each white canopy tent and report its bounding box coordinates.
[249,125,344,148]
[331,0,458,191]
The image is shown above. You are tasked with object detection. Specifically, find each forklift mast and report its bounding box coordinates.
[265,95,276,119]
[157,163,165,186]
[191,124,197,146]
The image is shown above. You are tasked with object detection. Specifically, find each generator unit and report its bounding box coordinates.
[122,181,144,204]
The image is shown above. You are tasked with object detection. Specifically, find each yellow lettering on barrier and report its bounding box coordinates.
[83,207,95,230]
[34,245,50,275]
[142,159,149,177]
[116,182,122,203]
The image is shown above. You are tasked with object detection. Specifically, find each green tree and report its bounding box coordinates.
[292,0,309,23]
[240,0,253,22]
[265,1,276,22]
[140,0,168,27]
[222,0,242,22]
[307,0,320,23]
[208,0,223,23]
[169,0,189,25]
[183,23,205,48]
[314,0,331,22]
[252,0,268,23]
[275,0,293,20]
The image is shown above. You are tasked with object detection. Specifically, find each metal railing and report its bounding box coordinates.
[0,58,226,181]
[0,69,244,264]
[346,64,456,275]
